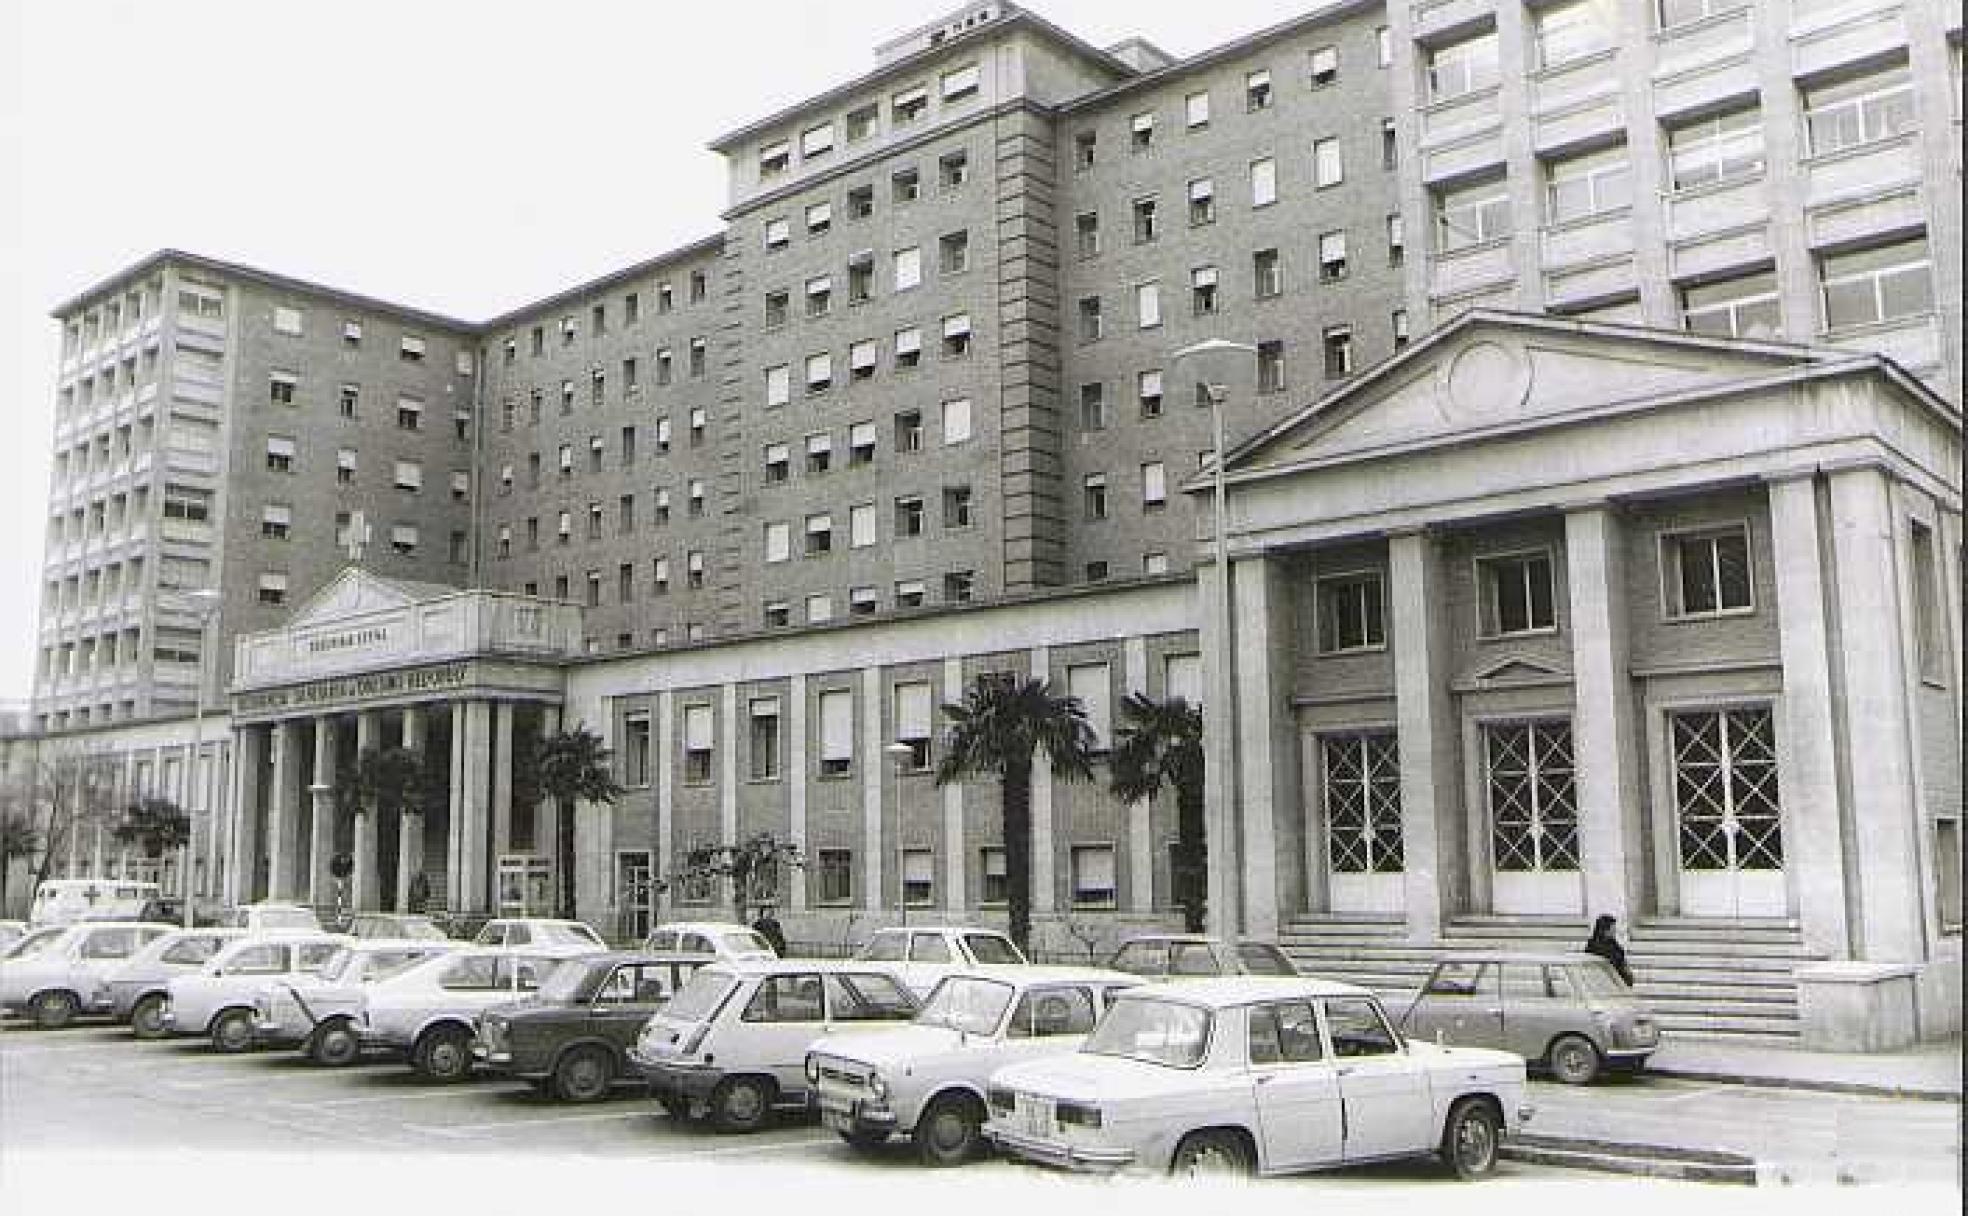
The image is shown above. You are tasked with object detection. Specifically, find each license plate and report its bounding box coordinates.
[1020,1096,1055,1138]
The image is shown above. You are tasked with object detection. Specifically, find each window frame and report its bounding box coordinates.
[1314,569,1387,655]
[1659,522,1756,621]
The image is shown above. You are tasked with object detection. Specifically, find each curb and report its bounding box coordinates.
[1647,1066,1961,1103]
[1503,1133,1758,1186]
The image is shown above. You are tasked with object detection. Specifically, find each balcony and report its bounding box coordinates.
[1652,47,1757,121]
[1429,237,1516,300]
[1806,182,1925,251]
[1421,86,1503,145]
[1820,312,1942,373]
[1668,222,1771,283]
[1410,0,1495,43]
[1654,4,1755,78]
[1543,209,1636,270]
[159,518,213,545]
[1790,1,1907,80]
[1531,53,1624,153]
[1421,125,1507,185]
[175,312,226,343]
[1664,173,1769,243]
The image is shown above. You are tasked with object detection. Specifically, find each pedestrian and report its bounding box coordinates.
[751,907,788,957]
[1583,913,1634,986]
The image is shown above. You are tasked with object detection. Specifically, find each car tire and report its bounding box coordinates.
[1440,1097,1502,1180]
[1169,1129,1254,1178]
[310,1020,361,1067]
[1546,1033,1602,1086]
[209,1008,255,1054]
[913,1094,984,1167]
[129,993,168,1040]
[710,1075,774,1133]
[413,1025,474,1082]
[553,1046,614,1103]
[30,990,79,1030]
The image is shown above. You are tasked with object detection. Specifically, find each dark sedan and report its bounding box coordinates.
[473,952,704,1101]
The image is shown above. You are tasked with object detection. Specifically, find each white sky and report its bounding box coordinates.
[1,0,1323,706]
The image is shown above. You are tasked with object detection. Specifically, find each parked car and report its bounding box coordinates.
[1394,953,1657,1084]
[160,932,348,1050]
[984,977,1532,1179]
[0,920,179,1027]
[100,927,246,1037]
[252,938,465,1064]
[853,926,1029,997]
[632,959,920,1131]
[218,903,323,933]
[642,921,778,961]
[1,925,64,962]
[473,951,707,1100]
[809,966,1142,1165]
[1105,934,1300,979]
[473,918,605,948]
[354,944,595,1080]
[0,921,28,954]
[28,879,160,927]
[346,913,450,941]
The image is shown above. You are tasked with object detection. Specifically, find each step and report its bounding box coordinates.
[1636,982,1798,1004]
[1653,1011,1801,1034]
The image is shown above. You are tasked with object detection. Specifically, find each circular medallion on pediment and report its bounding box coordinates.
[1439,339,1532,423]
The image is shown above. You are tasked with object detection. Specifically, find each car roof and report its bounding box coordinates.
[486,918,591,927]
[868,925,1007,936]
[939,965,1141,986]
[1118,976,1377,1007]
[571,950,701,968]
[344,937,462,952]
[62,920,180,932]
[652,921,755,934]
[1115,934,1285,947]
[1432,951,1608,966]
[227,931,349,946]
[706,958,921,977]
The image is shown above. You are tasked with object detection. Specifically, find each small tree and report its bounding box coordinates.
[667,832,805,924]
[1108,693,1207,932]
[935,673,1095,956]
[526,726,624,918]
[112,796,191,891]
[0,810,41,915]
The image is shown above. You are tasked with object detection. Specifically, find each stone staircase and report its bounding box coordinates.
[1278,913,1823,1043]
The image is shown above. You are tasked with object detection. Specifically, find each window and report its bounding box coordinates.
[399,335,427,363]
[980,847,1008,904]
[273,306,303,336]
[260,504,291,541]
[805,432,832,474]
[1426,29,1498,102]
[268,371,297,405]
[1313,136,1343,187]
[258,572,289,605]
[393,460,423,492]
[766,364,791,408]
[1937,818,1963,933]
[652,556,670,593]
[1309,43,1339,87]
[689,337,706,377]
[1187,177,1215,227]
[1254,248,1283,298]
[801,120,834,161]
[817,849,853,903]
[1317,571,1385,652]
[1141,462,1166,511]
[1136,282,1161,329]
[894,326,922,370]
[1318,230,1348,282]
[1247,68,1273,111]
[893,679,934,770]
[1324,998,1400,1058]
[585,569,602,607]
[848,254,874,302]
[686,549,704,588]
[621,714,652,787]
[1258,340,1287,393]
[942,397,971,444]
[846,103,878,142]
[1435,176,1513,251]
[1659,0,1751,30]
[1185,91,1210,130]
[941,62,979,102]
[655,417,673,454]
[807,594,833,624]
[764,521,791,564]
[1666,104,1765,190]
[1546,143,1630,223]
[1074,211,1100,258]
[682,705,714,783]
[339,384,359,418]
[894,495,925,537]
[1080,383,1107,431]
[818,689,853,777]
[1322,325,1353,378]
[938,149,970,189]
[805,513,833,555]
[1669,706,1782,880]
[759,139,791,177]
[1070,844,1117,908]
[805,351,832,394]
[1392,308,1412,350]
[1073,129,1098,170]
[1681,269,1781,339]
[688,479,706,517]
[939,230,970,275]
[850,502,877,548]
[1193,263,1222,319]
[1377,25,1393,67]
[1130,111,1155,152]
[941,313,972,358]
[1911,522,1946,684]
[1131,197,1157,244]
[1535,0,1611,69]
[895,409,923,452]
[893,84,928,124]
[618,491,636,532]
[1084,473,1108,521]
[806,274,833,317]
[1662,526,1752,618]
[396,397,424,431]
[892,167,921,204]
[848,184,875,219]
[657,350,673,386]
[265,436,296,473]
[1480,552,1557,636]
[894,246,922,291]
[943,485,973,529]
[1382,117,1398,169]
[1138,369,1165,417]
[749,699,781,780]
[1820,236,1934,329]
[1804,62,1914,156]
[1078,296,1103,343]
[850,421,877,464]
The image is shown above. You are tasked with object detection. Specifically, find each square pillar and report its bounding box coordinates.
[227,727,265,905]
[491,701,515,861]
[352,711,380,911]
[1389,531,1461,943]
[1027,646,1055,915]
[447,703,466,913]
[861,666,885,914]
[308,718,338,908]
[786,677,808,914]
[941,657,966,916]
[1564,504,1643,926]
[1198,559,1243,936]
[1231,556,1299,939]
[395,706,424,913]
[267,721,301,901]
[459,700,492,913]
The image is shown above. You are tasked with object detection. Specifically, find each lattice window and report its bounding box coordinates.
[1323,732,1403,874]
[1484,721,1579,872]
[1672,707,1782,872]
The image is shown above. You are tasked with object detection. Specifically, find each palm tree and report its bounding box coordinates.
[0,810,41,916]
[526,726,624,919]
[934,674,1095,955]
[1109,693,1207,931]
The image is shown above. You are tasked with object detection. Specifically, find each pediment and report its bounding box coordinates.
[1458,654,1573,691]
[284,567,443,629]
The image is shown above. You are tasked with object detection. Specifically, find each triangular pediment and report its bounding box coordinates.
[1473,655,1567,684]
[284,566,453,629]
[1219,312,1835,481]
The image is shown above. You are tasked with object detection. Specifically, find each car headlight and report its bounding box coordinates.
[804,1055,820,1084]
[868,1071,889,1100]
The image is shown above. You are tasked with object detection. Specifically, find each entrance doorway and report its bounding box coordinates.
[1483,720,1583,914]
[1319,732,1404,913]
[616,851,654,941]
[1670,707,1786,917]
[497,854,553,916]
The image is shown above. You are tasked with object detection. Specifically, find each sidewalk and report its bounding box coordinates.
[1646,1033,1962,1100]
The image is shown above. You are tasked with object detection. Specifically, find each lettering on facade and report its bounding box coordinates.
[305,625,391,654]
[235,662,471,715]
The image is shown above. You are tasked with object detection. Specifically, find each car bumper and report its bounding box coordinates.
[984,1126,1136,1173]
[470,1043,550,1078]
[817,1091,901,1136]
[355,1026,413,1052]
[249,1013,309,1049]
[1604,1047,1655,1069]
[639,1060,728,1104]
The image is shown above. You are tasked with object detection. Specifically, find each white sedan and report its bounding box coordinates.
[161,932,348,1050]
[251,938,464,1064]
[0,921,179,1027]
[985,977,1532,1180]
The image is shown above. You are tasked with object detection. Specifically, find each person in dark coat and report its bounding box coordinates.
[751,909,788,957]
[1583,913,1634,986]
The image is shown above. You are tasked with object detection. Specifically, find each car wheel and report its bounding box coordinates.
[1169,1130,1253,1178]
[1440,1097,1501,1180]
[553,1046,614,1103]
[30,990,79,1030]
[710,1076,774,1132]
[209,1008,255,1054]
[1547,1033,1602,1085]
[311,1021,361,1067]
[913,1094,984,1167]
[129,993,168,1040]
[414,1026,474,1082]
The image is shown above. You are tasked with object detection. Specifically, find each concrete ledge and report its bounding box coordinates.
[1797,961,1918,1052]
[1503,1133,1757,1186]
[1644,1062,1961,1102]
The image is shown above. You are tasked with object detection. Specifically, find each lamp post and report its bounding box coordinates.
[182,588,222,928]
[885,741,915,926]
[1171,339,1257,938]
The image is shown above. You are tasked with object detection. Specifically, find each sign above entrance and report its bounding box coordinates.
[235,662,472,716]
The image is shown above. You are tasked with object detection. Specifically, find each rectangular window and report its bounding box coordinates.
[847,184,874,219]
[683,704,714,784]
[850,339,878,381]
[941,313,971,358]
[1937,819,1963,933]
[1070,844,1117,908]
[1138,369,1165,416]
[749,698,781,781]
[1188,177,1215,226]
[817,849,853,904]
[938,149,970,189]
[393,460,422,492]
[1084,473,1108,521]
[893,84,928,124]
[806,274,832,318]
[942,397,972,444]
[942,63,979,102]
[759,139,791,177]
[895,409,923,452]
[1660,0,1751,30]
[1318,230,1348,282]
[807,594,833,624]
[1317,571,1385,653]
[273,306,303,336]
[265,435,297,473]
[943,485,973,529]
[1130,111,1155,152]
[1080,383,1107,432]
[893,167,921,203]
[257,572,288,606]
[1546,143,1631,223]
[850,502,877,548]
[764,521,791,564]
[1131,197,1157,244]
[850,421,877,464]
[894,246,922,291]
[1666,104,1765,191]
[1258,340,1287,393]
[1074,130,1097,169]
[900,850,934,907]
[1392,308,1411,350]
[939,230,969,275]
[1141,461,1166,510]
[805,513,833,555]
[1820,236,1935,329]
[800,121,835,158]
[1310,44,1339,86]
[1911,522,1946,684]
[1661,525,1753,618]
[848,254,874,303]
[1426,29,1498,102]
[1435,177,1513,251]
[1136,281,1161,328]
[1322,325,1353,378]
[399,335,426,363]
[1185,90,1210,130]
[1247,68,1272,110]
[392,525,420,557]
[1535,0,1612,69]
[1479,552,1557,636]
[1251,157,1277,207]
[805,352,832,393]
[1321,732,1403,875]
[1680,269,1781,339]
[894,495,924,538]
[895,680,934,770]
[980,847,1008,905]
[819,689,853,777]
[260,504,291,540]
[1313,137,1343,187]
[268,371,297,405]
[624,714,652,786]
[765,364,791,408]
[1805,62,1914,156]
[1075,211,1101,258]
[1077,296,1103,343]
[1254,248,1283,298]
[894,326,922,370]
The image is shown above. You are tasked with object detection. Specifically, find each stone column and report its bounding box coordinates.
[786,678,808,914]
[539,703,563,913]
[396,706,425,913]
[861,666,885,914]
[447,702,466,913]
[1767,475,1851,957]
[1198,558,1242,936]
[941,656,966,915]
[308,718,338,908]
[1231,556,1301,939]
[459,700,492,913]
[227,726,265,905]
[267,721,301,901]
[352,711,379,911]
[1027,646,1055,915]
[1389,531,1460,942]
[491,701,515,864]
[1564,504,1643,925]
[1828,467,1925,961]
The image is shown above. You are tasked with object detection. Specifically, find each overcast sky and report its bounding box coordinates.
[1,0,1324,707]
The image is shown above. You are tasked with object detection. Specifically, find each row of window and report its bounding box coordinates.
[756,60,982,180]
[761,150,972,254]
[1678,234,1937,340]
[57,344,160,416]
[61,278,164,356]
[666,842,1120,910]
[263,375,472,438]
[262,438,471,500]
[499,339,709,429]
[498,272,709,363]
[267,305,465,374]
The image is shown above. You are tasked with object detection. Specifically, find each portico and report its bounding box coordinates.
[224,569,581,917]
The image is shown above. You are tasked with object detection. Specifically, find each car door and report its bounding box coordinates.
[1320,996,1435,1161]
[591,963,672,1056]
[1404,961,1503,1049]
[733,972,826,1096]
[1499,962,1566,1060]
[1246,1000,1344,1172]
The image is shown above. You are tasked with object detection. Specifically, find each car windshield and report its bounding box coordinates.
[257,909,319,931]
[964,934,1025,965]
[535,923,601,946]
[855,933,906,962]
[664,970,739,1022]
[1236,944,1297,976]
[7,927,67,959]
[317,947,359,982]
[1570,961,1627,999]
[376,918,448,941]
[1083,997,1212,1068]
[917,976,1015,1034]
[536,959,606,1003]
[720,930,776,956]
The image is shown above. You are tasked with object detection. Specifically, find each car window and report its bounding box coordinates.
[908,934,952,963]
[632,963,679,1003]
[963,933,1024,965]
[1500,963,1561,1001]
[364,949,432,982]
[825,972,917,1022]
[504,956,557,990]
[1324,997,1400,1058]
[80,928,141,959]
[1109,941,1168,976]
[1569,960,1626,999]
[645,931,678,951]
[916,976,1015,1034]
[721,930,776,956]
[1169,942,1222,976]
[1005,985,1097,1038]
[1084,996,1212,1068]
[226,944,289,975]
[666,970,738,1022]
[681,934,713,955]
[742,974,825,1023]
[1424,961,1493,997]
[1236,944,1297,976]
[1249,1000,1325,1064]
[507,925,532,946]
[440,955,500,990]
[856,933,906,962]
[162,936,225,965]
[296,942,341,972]
[594,967,639,1006]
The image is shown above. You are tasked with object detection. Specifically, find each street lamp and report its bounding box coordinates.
[1171,339,1257,939]
[885,741,915,926]
[181,588,223,928]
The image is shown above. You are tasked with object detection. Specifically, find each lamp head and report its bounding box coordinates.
[1171,338,1258,406]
